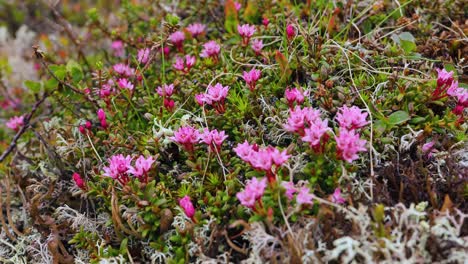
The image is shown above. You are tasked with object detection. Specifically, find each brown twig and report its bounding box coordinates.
[0,92,49,163]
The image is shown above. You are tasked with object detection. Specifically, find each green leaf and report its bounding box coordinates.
[24,80,42,93]
[400,40,416,53]
[66,60,83,83]
[49,65,67,80]
[387,110,410,125]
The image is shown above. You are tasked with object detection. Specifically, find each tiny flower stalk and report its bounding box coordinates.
[237,24,256,47]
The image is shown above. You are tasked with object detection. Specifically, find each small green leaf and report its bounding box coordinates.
[387,110,410,125]
[24,80,42,93]
[66,60,83,82]
[49,65,67,80]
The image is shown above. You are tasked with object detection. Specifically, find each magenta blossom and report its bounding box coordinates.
[103,154,133,184]
[283,106,321,136]
[168,31,185,52]
[97,108,108,129]
[331,188,346,204]
[422,141,437,158]
[243,69,261,91]
[200,40,221,61]
[251,39,264,56]
[156,84,175,97]
[286,24,296,40]
[199,128,228,151]
[186,23,206,37]
[197,83,229,113]
[234,141,289,183]
[73,172,86,190]
[6,115,24,131]
[137,48,150,64]
[238,24,256,46]
[281,181,297,200]
[432,68,455,100]
[179,196,195,219]
[335,128,367,163]
[117,78,134,91]
[173,55,196,73]
[111,40,125,57]
[234,1,242,11]
[301,118,330,149]
[262,17,269,27]
[127,155,155,180]
[170,125,200,152]
[336,105,369,130]
[237,177,267,208]
[296,187,314,205]
[285,87,305,108]
[113,63,135,77]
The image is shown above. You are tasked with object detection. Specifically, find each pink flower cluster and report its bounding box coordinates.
[236,177,267,208]
[234,141,290,183]
[200,41,221,62]
[170,125,200,152]
[186,23,206,38]
[238,24,256,46]
[335,128,367,163]
[335,105,369,130]
[242,69,261,91]
[251,39,263,56]
[195,83,229,113]
[157,84,176,112]
[6,115,24,131]
[432,68,467,115]
[334,105,368,163]
[331,188,346,204]
[97,108,108,129]
[199,128,228,152]
[284,87,307,108]
[173,55,196,74]
[113,63,135,77]
[179,196,195,219]
[168,31,185,52]
[103,154,155,184]
[447,81,468,116]
[286,24,296,40]
[111,40,125,57]
[79,120,92,135]
[137,48,150,64]
[73,172,86,190]
[281,182,314,205]
[117,78,134,91]
[284,106,330,152]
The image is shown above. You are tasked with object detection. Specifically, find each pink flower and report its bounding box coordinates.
[100,83,113,98]
[111,40,125,57]
[249,149,273,171]
[234,1,242,11]
[237,177,267,208]
[284,106,307,133]
[156,84,175,97]
[200,40,221,60]
[205,83,229,104]
[302,119,330,148]
[195,93,206,106]
[233,140,254,162]
[179,196,195,218]
[137,48,150,64]
[335,128,367,163]
[186,23,206,37]
[6,115,24,131]
[79,125,86,135]
[103,154,133,183]
[436,68,454,87]
[296,187,314,205]
[168,31,185,52]
[422,141,435,153]
[286,24,296,40]
[200,128,228,151]
[73,173,86,190]
[281,181,297,200]
[262,17,269,27]
[172,55,196,73]
[242,69,261,91]
[127,155,155,178]
[117,78,134,91]
[97,109,108,129]
[113,63,135,77]
[164,98,175,112]
[251,39,264,55]
[285,87,305,107]
[85,121,92,129]
[336,105,369,130]
[170,125,200,152]
[268,147,290,166]
[238,24,256,45]
[331,188,346,204]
